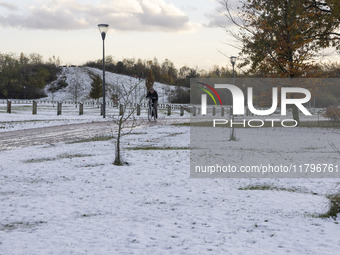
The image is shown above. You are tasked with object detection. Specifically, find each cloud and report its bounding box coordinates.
[204,12,231,28]
[0,0,197,32]
[0,1,18,11]
[203,0,243,29]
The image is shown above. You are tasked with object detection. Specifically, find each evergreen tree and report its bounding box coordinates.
[89,74,103,102]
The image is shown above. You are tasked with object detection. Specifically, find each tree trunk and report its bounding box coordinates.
[114,119,123,166]
[292,105,300,125]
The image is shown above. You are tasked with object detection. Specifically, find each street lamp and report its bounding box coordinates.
[230,56,237,141]
[98,24,109,118]
[230,56,237,84]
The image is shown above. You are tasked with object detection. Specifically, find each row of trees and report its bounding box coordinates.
[85,57,235,88]
[1,51,339,105]
[87,55,339,105]
[0,53,60,99]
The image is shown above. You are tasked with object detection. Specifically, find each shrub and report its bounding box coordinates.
[320,191,340,219]
[324,106,340,122]
[169,86,190,104]
[326,193,340,219]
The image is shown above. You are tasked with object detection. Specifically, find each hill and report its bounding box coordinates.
[44,66,177,104]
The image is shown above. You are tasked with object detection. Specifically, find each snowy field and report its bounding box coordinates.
[1,118,340,254]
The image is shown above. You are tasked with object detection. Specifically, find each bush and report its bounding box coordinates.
[48,77,68,92]
[317,94,338,108]
[324,106,340,122]
[326,193,340,219]
[320,190,340,219]
[169,86,190,104]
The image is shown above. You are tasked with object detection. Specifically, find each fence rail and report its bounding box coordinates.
[1,99,194,117]
[0,99,186,109]
[0,100,330,123]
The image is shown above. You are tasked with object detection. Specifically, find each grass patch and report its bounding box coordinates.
[171,122,190,126]
[127,146,189,151]
[0,221,46,232]
[77,163,105,168]
[238,184,316,194]
[176,121,288,128]
[299,121,340,128]
[24,153,93,163]
[165,132,185,137]
[80,213,99,218]
[67,136,114,144]
[24,157,57,163]
[68,133,147,144]
[173,120,340,128]
[126,132,148,135]
[0,120,48,125]
[319,193,340,219]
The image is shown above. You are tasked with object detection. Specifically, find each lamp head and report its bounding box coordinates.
[230,56,237,65]
[98,24,109,40]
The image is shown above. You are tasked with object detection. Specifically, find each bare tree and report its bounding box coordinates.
[112,78,144,166]
[67,67,81,107]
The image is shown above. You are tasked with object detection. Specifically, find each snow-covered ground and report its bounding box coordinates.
[1,118,340,254]
[0,102,189,132]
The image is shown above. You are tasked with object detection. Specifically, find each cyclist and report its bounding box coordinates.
[146,88,158,118]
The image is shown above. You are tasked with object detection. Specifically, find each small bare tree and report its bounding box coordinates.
[112,78,144,166]
[68,67,81,108]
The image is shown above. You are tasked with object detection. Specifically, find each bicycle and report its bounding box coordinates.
[148,97,157,121]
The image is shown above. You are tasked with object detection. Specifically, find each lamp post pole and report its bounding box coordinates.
[98,24,109,118]
[102,37,106,118]
[230,56,237,141]
[230,56,237,84]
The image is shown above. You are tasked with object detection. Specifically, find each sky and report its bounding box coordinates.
[0,0,338,70]
[0,0,239,70]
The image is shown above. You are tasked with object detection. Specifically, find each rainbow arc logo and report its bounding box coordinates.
[197,82,222,106]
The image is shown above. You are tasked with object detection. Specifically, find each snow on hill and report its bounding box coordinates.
[43,66,177,104]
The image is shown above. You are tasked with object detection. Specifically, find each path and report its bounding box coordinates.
[0,118,188,151]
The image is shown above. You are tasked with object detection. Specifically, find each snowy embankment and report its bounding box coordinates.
[43,66,177,104]
[0,123,340,254]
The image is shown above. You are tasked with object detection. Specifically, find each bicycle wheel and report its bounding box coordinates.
[152,107,156,121]
[148,106,152,121]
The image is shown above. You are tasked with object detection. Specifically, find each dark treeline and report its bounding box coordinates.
[0,52,60,99]
[84,56,234,88]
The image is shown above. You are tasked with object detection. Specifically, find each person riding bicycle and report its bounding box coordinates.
[146,88,158,118]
